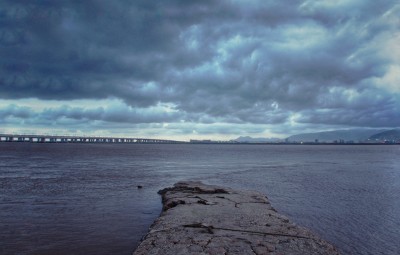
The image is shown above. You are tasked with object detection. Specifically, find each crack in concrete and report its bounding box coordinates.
[183,223,313,240]
[205,236,214,248]
[250,245,258,255]
[214,196,241,207]
[215,195,269,208]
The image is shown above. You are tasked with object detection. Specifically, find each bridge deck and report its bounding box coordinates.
[0,134,185,144]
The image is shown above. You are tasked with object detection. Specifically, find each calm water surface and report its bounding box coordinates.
[0,143,399,255]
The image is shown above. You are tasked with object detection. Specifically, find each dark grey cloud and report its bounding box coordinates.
[0,104,33,119]
[1,0,399,134]
[0,103,182,124]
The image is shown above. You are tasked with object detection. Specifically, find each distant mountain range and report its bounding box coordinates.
[232,136,282,143]
[369,129,400,141]
[286,129,388,142]
[233,129,400,143]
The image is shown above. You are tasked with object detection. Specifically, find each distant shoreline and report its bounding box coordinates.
[188,142,400,145]
[1,141,398,145]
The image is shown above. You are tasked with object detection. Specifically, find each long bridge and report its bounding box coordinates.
[0,134,185,144]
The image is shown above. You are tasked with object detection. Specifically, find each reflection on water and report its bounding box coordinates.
[0,143,399,255]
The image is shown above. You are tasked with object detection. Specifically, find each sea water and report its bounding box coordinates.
[1,143,399,255]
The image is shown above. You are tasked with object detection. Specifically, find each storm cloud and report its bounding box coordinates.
[1,0,399,138]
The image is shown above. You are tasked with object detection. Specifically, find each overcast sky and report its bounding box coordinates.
[1,0,399,140]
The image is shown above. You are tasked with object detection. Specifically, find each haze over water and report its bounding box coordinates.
[1,143,399,255]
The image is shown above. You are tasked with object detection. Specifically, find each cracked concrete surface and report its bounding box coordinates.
[133,181,340,255]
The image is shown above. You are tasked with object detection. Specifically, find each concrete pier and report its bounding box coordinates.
[134,181,339,255]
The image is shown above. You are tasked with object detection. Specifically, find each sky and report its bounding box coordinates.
[1,0,399,141]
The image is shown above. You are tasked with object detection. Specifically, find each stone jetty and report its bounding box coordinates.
[133,181,339,255]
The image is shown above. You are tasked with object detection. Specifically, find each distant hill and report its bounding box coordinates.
[369,129,400,142]
[232,136,282,143]
[286,129,387,143]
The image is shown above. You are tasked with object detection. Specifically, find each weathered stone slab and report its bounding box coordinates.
[133,181,339,255]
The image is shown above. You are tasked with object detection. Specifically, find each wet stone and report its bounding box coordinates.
[133,181,340,255]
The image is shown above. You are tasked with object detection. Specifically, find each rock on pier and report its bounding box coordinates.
[133,181,339,255]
